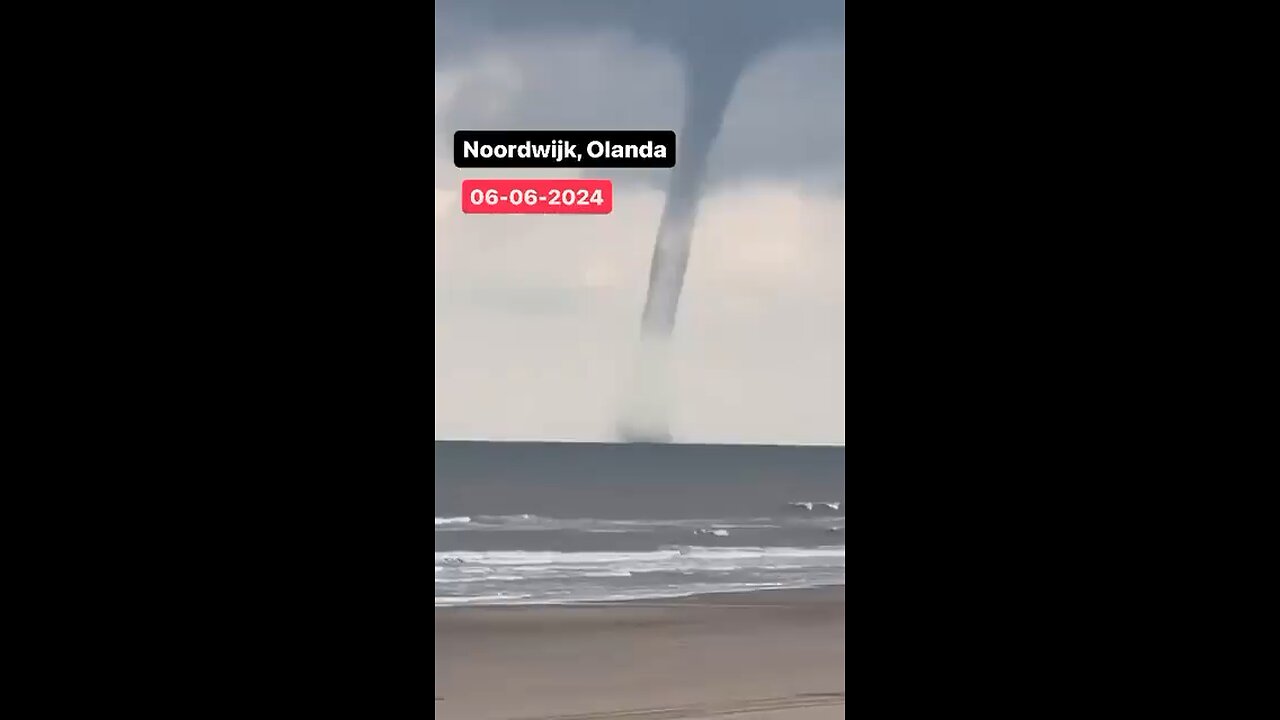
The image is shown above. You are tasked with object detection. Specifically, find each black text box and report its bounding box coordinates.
[454,130,676,169]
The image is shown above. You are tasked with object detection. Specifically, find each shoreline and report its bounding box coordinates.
[436,585,845,610]
[436,586,844,720]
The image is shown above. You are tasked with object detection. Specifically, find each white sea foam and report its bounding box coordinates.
[435,575,526,583]
[434,546,844,575]
[434,580,842,606]
[435,513,846,606]
[435,593,533,605]
[787,501,842,512]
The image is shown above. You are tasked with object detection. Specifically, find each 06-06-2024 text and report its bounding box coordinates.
[460,179,613,214]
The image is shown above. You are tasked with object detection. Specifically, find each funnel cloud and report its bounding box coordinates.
[620,1,843,442]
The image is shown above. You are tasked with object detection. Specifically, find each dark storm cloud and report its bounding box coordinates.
[435,0,843,62]
[435,0,844,192]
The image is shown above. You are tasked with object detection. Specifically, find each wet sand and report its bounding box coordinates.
[435,587,845,720]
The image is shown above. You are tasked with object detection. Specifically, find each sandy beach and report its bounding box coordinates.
[435,587,845,720]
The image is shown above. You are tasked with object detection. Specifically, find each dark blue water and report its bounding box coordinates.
[435,441,845,605]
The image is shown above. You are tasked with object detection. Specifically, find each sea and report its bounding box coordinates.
[435,440,845,606]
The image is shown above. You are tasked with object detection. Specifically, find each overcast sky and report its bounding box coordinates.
[435,1,845,445]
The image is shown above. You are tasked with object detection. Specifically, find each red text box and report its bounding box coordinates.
[461,179,613,214]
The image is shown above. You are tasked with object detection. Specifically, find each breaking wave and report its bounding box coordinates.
[786,501,841,512]
[434,545,844,605]
[436,546,843,567]
[436,499,844,606]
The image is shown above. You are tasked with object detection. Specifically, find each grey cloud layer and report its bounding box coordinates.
[435,0,843,62]
[435,0,844,193]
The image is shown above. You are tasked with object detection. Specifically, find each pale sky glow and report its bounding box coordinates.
[435,2,845,445]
